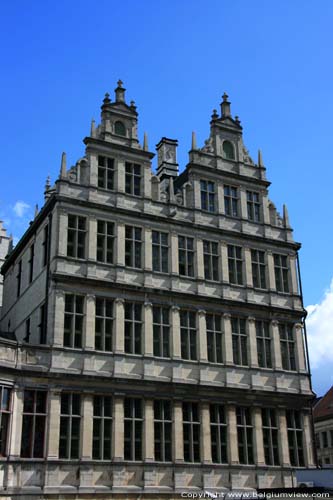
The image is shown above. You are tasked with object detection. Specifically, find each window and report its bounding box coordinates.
[124,398,142,461]
[42,224,49,267]
[180,310,197,360]
[152,231,169,273]
[24,318,31,343]
[39,303,47,344]
[153,306,170,357]
[315,433,321,448]
[64,294,84,348]
[114,120,126,136]
[95,298,113,351]
[223,140,235,160]
[210,404,227,463]
[0,387,11,457]
[16,260,22,298]
[256,320,272,368]
[125,162,141,196]
[67,215,86,259]
[200,180,215,212]
[262,408,279,465]
[59,393,81,459]
[93,396,112,460]
[203,240,219,281]
[247,191,261,222]
[224,185,238,217]
[231,317,248,366]
[228,245,243,285]
[178,236,194,277]
[286,410,304,466]
[97,220,114,264]
[21,390,47,458]
[183,402,200,462]
[206,314,223,363]
[322,431,328,448]
[154,400,172,461]
[274,254,289,293]
[28,243,34,283]
[279,323,296,371]
[125,302,142,354]
[237,407,254,464]
[98,155,114,190]
[251,249,266,289]
[125,226,142,269]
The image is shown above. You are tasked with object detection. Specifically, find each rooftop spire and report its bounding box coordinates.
[60,152,67,179]
[115,79,126,103]
[103,92,111,105]
[258,149,263,168]
[143,132,148,151]
[34,204,39,218]
[191,131,197,150]
[221,92,231,117]
[283,204,291,229]
[90,118,96,138]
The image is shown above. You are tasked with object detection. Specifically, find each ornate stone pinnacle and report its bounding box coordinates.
[103,93,111,104]
[211,109,218,119]
[222,92,229,102]
[117,79,123,88]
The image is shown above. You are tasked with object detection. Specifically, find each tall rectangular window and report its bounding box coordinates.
[178,236,194,277]
[180,310,197,360]
[322,431,328,448]
[206,314,223,363]
[42,224,49,267]
[262,408,279,465]
[64,294,84,348]
[39,303,47,344]
[97,220,114,264]
[200,180,215,212]
[256,320,272,368]
[279,323,296,371]
[274,254,289,292]
[237,407,254,464]
[98,155,114,190]
[153,306,170,357]
[152,231,169,273]
[28,243,34,283]
[286,410,304,466]
[125,226,142,269]
[93,395,112,460]
[125,162,141,196]
[59,393,81,459]
[16,260,22,298]
[154,400,172,461]
[203,240,219,281]
[183,402,200,462]
[95,298,113,351]
[231,317,248,366]
[67,215,86,259]
[125,302,142,354]
[124,398,142,461]
[210,404,227,463]
[251,249,266,289]
[21,390,47,458]
[247,191,261,222]
[0,387,11,457]
[224,185,238,217]
[228,245,243,285]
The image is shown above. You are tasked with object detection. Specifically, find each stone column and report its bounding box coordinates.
[114,298,125,354]
[116,159,125,193]
[271,320,282,370]
[267,251,276,291]
[198,309,208,362]
[88,153,98,186]
[53,290,65,347]
[88,216,97,261]
[220,242,229,284]
[58,211,68,256]
[244,247,253,288]
[9,387,24,458]
[46,389,61,459]
[278,409,291,467]
[113,396,124,461]
[196,239,204,280]
[171,232,179,276]
[217,183,225,215]
[289,255,299,295]
[253,407,265,465]
[239,187,248,220]
[227,405,239,464]
[144,227,152,272]
[294,323,306,372]
[81,394,93,460]
[303,412,315,467]
[248,317,258,368]
[85,294,96,350]
[223,313,233,365]
[116,223,125,267]
[193,178,201,210]
[262,192,270,225]
[143,163,152,199]
[173,400,184,462]
[200,402,212,464]
[171,306,181,359]
[144,399,154,462]
[144,302,154,356]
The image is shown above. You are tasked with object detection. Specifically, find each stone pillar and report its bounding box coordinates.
[85,294,96,350]
[88,153,98,186]
[227,405,239,464]
[200,402,212,463]
[294,323,306,372]
[253,407,265,465]
[144,302,153,356]
[116,159,125,193]
[278,409,291,467]
[88,217,97,261]
[113,396,124,461]
[223,313,233,364]
[173,400,184,462]
[271,320,282,370]
[46,390,61,459]
[262,192,270,225]
[144,227,152,272]
[143,164,152,199]
[114,298,125,354]
[220,243,229,283]
[244,247,253,287]
[303,412,315,467]
[81,394,93,460]
[116,223,125,267]
[198,309,208,362]
[196,239,204,280]
[248,317,258,368]
[289,255,299,295]
[217,183,225,215]
[193,178,201,210]
[239,187,247,219]
[9,387,24,458]
[58,211,68,256]
[144,399,154,462]
[53,290,65,347]
[171,232,179,276]
[171,306,181,359]
[267,251,276,291]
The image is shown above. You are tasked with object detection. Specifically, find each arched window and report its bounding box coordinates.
[223,140,235,160]
[114,120,126,136]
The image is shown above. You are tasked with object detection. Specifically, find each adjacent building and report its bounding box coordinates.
[314,386,333,466]
[0,82,316,497]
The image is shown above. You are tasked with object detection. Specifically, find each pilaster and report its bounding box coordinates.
[144,227,152,272]
[88,216,97,261]
[200,402,212,464]
[53,290,65,347]
[9,387,24,458]
[248,316,258,368]
[171,306,181,359]
[278,409,291,467]
[220,242,229,283]
[227,405,239,465]
[267,251,276,291]
[198,309,208,362]
[58,211,68,256]
[271,320,282,370]
[144,302,153,356]
[303,412,315,467]
[171,232,179,275]
[114,298,125,353]
[81,394,93,460]
[143,163,152,199]
[113,396,124,461]
[85,294,96,350]
[294,323,306,372]
[173,400,184,462]
[144,399,154,462]
[244,246,253,288]
[223,313,233,364]
[253,407,265,466]
[239,187,247,219]
[196,239,204,280]
[116,223,125,267]
[46,389,61,459]
[116,158,125,193]
[289,255,299,295]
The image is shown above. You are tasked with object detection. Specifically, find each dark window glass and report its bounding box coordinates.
[228,245,243,285]
[262,408,280,465]
[224,185,238,217]
[21,390,47,458]
[153,306,170,357]
[125,226,142,269]
[274,254,289,293]
[279,323,296,371]
[152,231,169,273]
[247,191,261,222]
[231,317,248,366]
[178,236,194,277]
[180,310,197,360]
[256,320,272,368]
[286,410,305,467]
[183,402,200,462]
[67,215,87,259]
[206,314,223,363]
[114,121,126,136]
[64,294,84,348]
[125,163,141,196]
[16,260,22,298]
[125,303,142,354]
[210,404,227,463]
[93,396,112,460]
[28,243,34,283]
[98,156,114,190]
[95,298,113,351]
[223,141,235,160]
[236,407,254,464]
[124,398,142,461]
[203,240,219,281]
[42,224,49,267]
[97,220,114,264]
[200,180,215,212]
[0,387,11,457]
[59,393,81,459]
[154,400,172,461]
[251,249,266,289]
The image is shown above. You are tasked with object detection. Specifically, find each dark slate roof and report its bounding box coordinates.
[314,386,333,421]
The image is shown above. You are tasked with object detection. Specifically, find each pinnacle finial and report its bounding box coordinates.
[115,79,126,103]
[191,131,197,150]
[211,109,218,120]
[222,92,229,102]
[103,93,111,105]
[258,149,263,167]
[143,132,148,151]
[45,175,51,191]
[60,152,67,179]
[117,79,123,88]
[90,118,96,138]
[221,92,231,117]
[283,204,291,229]
[34,204,39,218]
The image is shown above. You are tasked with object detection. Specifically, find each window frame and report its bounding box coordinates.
[21,389,47,458]
[228,245,243,285]
[279,323,296,371]
[152,230,169,273]
[251,249,266,289]
[124,302,142,355]
[96,220,114,264]
[203,240,219,281]
[246,190,261,222]
[64,294,85,349]
[256,320,272,368]
[93,395,113,460]
[67,214,87,260]
[98,155,115,191]
[154,399,172,462]
[178,235,195,277]
[286,410,305,467]
[224,185,239,217]
[0,386,11,457]
[124,398,143,461]
[231,317,248,366]
[200,180,216,213]
[262,408,280,466]
[183,402,200,463]
[125,162,141,196]
[210,404,227,463]
[125,225,142,269]
[206,313,223,364]
[180,310,197,361]
[236,407,254,465]
[95,297,113,352]
[59,392,81,460]
[153,306,170,358]
[274,253,290,293]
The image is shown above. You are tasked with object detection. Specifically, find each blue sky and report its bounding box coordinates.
[1,1,332,396]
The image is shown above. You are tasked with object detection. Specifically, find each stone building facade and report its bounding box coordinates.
[0,82,316,498]
[0,221,10,312]
[314,386,333,466]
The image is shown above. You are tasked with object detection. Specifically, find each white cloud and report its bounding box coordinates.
[13,201,30,218]
[306,279,333,369]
